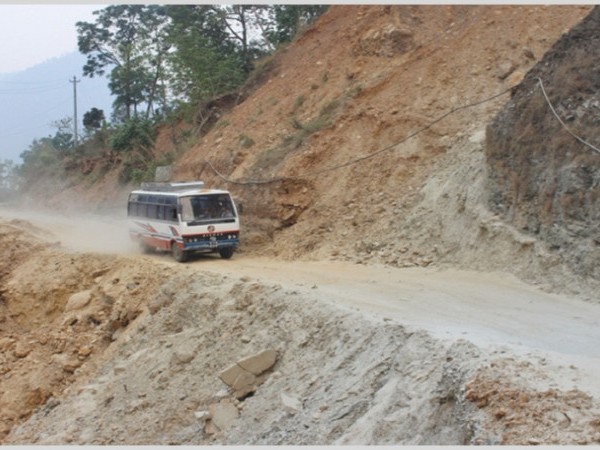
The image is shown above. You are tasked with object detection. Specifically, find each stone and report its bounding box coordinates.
[219,364,249,387]
[194,410,211,421]
[170,350,195,366]
[237,349,277,375]
[51,353,83,373]
[13,342,32,358]
[219,364,257,398]
[231,370,257,392]
[496,60,516,80]
[280,392,302,413]
[209,399,239,431]
[65,290,92,312]
[78,346,92,357]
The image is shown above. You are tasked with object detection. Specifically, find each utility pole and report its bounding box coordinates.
[70,76,80,148]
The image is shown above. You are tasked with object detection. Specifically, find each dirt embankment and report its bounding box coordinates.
[1,216,600,445]
[168,5,595,299]
[22,7,594,281]
[485,6,600,283]
[3,4,600,446]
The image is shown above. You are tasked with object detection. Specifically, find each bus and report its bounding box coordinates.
[127,181,240,262]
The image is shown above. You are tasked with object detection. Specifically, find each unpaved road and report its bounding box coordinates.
[195,258,600,399]
[3,205,599,391]
[3,205,600,445]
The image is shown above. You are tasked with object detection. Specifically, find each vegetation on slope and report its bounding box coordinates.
[3,5,327,196]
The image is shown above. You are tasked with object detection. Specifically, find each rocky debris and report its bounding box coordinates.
[65,290,92,312]
[206,399,240,433]
[280,391,303,414]
[354,24,415,57]
[1,222,600,445]
[2,3,600,447]
[0,222,175,441]
[219,349,278,398]
[464,359,600,445]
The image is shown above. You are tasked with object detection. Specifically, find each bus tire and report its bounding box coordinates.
[171,242,188,263]
[139,241,153,254]
[219,247,234,259]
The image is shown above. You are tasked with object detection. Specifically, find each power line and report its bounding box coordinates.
[0,82,67,95]
[203,86,513,186]
[536,77,600,156]
[204,78,600,186]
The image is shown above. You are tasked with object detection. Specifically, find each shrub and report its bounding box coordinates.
[110,118,156,155]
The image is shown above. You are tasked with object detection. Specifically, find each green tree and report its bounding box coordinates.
[0,159,19,196]
[76,5,170,121]
[109,117,155,156]
[49,117,74,152]
[165,5,246,105]
[266,5,328,46]
[212,5,270,73]
[83,107,106,131]
[18,138,61,181]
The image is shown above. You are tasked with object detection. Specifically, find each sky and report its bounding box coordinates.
[0,4,103,75]
[0,4,116,162]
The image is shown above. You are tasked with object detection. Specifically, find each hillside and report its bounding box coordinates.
[486,6,600,287]
[22,5,598,297]
[166,4,594,298]
[2,5,600,445]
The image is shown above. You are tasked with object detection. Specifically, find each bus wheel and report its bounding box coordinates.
[171,242,188,263]
[139,241,153,254]
[219,247,234,259]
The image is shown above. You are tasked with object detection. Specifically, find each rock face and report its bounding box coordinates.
[485,6,600,280]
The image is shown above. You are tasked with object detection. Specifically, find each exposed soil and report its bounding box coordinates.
[1,208,600,445]
[2,5,600,446]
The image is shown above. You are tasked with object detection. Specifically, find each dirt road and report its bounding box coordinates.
[3,205,599,387]
[2,205,600,445]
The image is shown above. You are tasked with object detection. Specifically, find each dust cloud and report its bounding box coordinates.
[0,204,138,255]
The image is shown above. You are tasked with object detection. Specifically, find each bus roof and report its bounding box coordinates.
[131,181,231,197]
[140,181,204,191]
[130,187,230,197]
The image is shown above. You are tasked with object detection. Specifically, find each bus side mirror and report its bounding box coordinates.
[235,200,243,214]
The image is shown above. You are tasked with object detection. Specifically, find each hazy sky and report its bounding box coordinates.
[0,4,103,75]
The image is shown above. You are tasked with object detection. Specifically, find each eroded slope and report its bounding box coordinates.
[2,217,600,445]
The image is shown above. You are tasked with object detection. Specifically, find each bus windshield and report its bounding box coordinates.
[180,194,236,224]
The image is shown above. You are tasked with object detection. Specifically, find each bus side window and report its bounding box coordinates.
[167,206,177,222]
[157,205,165,220]
[130,202,140,217]
[148,204,158,219]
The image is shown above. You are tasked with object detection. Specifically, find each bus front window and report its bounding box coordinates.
[179,195,236,224]
[180,197,194,222]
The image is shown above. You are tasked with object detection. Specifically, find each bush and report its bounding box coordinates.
[110,118,156,155]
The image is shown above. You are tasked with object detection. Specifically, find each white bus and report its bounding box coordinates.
[127,181,240,262]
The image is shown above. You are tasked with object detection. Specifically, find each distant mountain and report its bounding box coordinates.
[0,51,113,163]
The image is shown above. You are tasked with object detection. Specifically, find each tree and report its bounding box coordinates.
[0,159,19,196]
[18,138,61,181]
[83,107,106,131]
[266,5,328,46]
[211,5,271,73]
[76,5,171,121]
[165,5,246,105]
[49,117,74,152]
